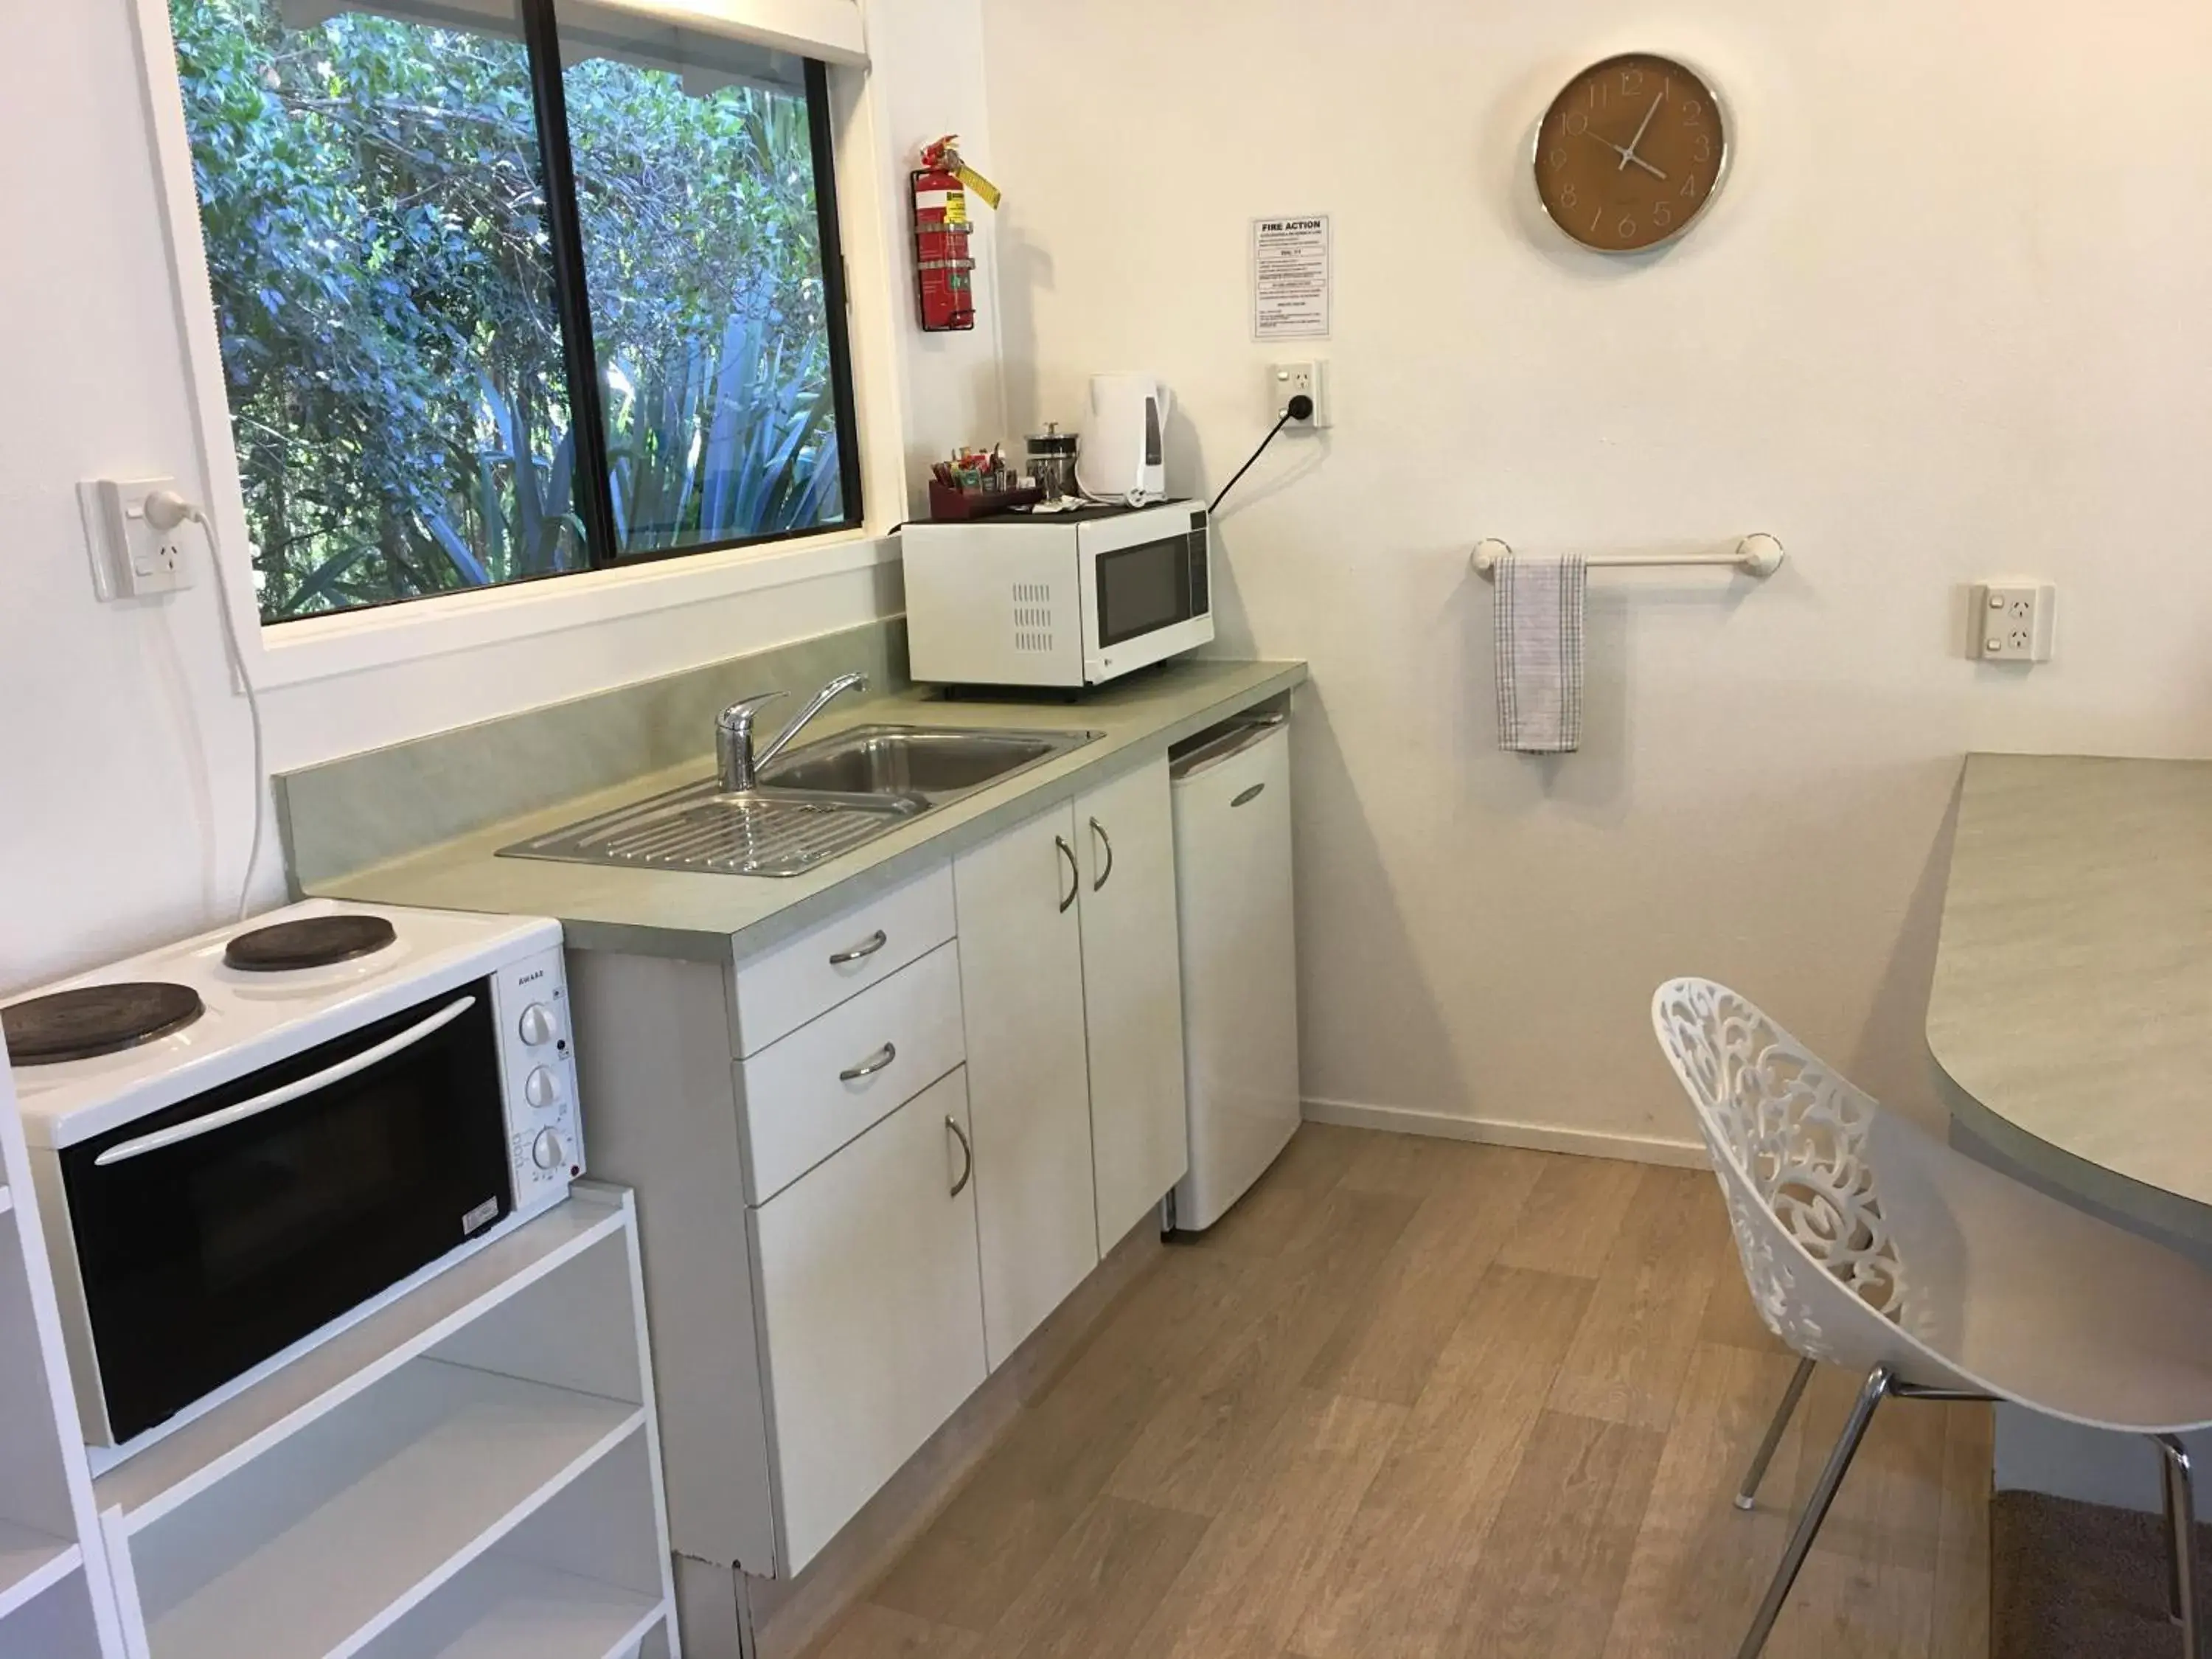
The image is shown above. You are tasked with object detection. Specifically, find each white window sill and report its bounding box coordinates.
[246,528,900,691]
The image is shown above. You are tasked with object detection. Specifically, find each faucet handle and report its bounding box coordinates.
[717,691,785,736]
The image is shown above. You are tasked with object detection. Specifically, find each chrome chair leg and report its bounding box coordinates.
[1736,1356,1818,1512]
[2156,1434,2200,1658]
[1735,1363,1893,1659]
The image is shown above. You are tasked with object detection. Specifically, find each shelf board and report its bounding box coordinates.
[0,1518,82,1623]
[100,1189,627,1527]
[136,1359,644,1659]
[359,1560,664,1659]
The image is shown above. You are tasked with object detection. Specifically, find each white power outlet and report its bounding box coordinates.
[1970,582,2055,663]
[1268,360,1331,429]
[80,477,194,600]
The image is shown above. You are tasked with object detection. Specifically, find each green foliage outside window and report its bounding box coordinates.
[171,0,849,623]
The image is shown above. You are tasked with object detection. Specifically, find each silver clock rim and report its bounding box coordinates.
[1528,49,1733,257]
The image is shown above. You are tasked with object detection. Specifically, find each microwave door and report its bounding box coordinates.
[1083,523,1213,681]
[60,983,514,1443]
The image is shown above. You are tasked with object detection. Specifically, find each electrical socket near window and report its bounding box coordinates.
[1970,582,2055,663]
[77,478,194,602]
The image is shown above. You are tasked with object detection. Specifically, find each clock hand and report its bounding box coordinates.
[1579,126,1670,181]
[1619,89,1666,172]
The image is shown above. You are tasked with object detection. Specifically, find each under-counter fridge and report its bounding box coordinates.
[1168,716,1301,1231]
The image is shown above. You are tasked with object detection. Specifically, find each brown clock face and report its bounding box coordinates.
[1534,53,1727,254]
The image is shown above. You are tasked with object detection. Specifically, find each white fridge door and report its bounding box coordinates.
[1169,721,1301,1231]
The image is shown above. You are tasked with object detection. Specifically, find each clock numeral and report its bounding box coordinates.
[1681,174,1700,198]
[1565,110,1590,136]
[1548,146,1568,171]
[1683,97,1704,125]
[1652,201,1672,229]
[1618,215,1638,240]
[1590,206,1604,234]
[1588,80,1607,108]
[1693,133,1712,162]
[1560,182,1579,208]
[1621,67,1644,95]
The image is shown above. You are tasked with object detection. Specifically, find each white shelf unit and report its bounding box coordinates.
[0,1049,128,1659]
[94,1183,678,1659]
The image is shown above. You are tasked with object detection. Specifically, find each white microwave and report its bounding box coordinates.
[902,501,1214,689]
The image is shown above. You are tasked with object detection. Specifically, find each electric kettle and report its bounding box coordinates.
[1077,373,1173,504]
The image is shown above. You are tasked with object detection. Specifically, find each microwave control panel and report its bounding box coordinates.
[491,945,583,1219]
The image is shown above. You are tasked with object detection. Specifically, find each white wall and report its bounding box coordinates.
[0,0,997,991]
[978,0,2212,1154]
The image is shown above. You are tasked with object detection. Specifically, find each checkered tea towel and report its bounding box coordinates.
[1494,553,1587,754]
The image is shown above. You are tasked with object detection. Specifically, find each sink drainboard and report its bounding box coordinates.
[508,787,925,877]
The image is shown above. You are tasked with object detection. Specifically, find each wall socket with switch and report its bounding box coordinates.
[79,477,195,600]
[1269,361,1331,428]
[1970,582,2056,662]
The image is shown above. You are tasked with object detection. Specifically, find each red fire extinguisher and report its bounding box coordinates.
[912,135,1001,333]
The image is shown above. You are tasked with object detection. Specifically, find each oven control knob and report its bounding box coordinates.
[518,1003,560,1046]
[524,1066,565,1110]
[532,1128,566,1171]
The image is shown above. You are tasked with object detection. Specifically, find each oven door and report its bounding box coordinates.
[1079,512,1217,683]
[58,981,515,1444]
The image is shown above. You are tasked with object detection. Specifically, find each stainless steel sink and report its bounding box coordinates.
[758,726,1083,801]
[500,725,1098,878]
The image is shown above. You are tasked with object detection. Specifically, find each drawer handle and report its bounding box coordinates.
[839,1043,898,1082]
[1090,818,1115,892]
[947,1116,973,1198]
[830,930,888,967]
[1055,835,1079,913]
[1232,782,1266,808]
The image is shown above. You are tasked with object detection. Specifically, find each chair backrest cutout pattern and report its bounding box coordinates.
[1654,980,1907,1360]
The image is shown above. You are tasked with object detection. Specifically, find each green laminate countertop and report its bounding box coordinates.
[1929,752,2212,1239]
[305,658,1307,963]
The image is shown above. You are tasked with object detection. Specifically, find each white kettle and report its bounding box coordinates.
[1077,373,1173,505]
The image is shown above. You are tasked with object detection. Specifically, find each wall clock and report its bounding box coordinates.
[1533,52,1728,254]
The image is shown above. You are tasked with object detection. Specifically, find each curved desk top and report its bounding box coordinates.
[1929,753,2212,1243]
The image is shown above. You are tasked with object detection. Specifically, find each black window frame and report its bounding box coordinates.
[209,0,866,624]
[525,24,865,574]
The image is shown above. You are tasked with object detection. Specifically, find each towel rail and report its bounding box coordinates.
[1471,535,1784,579]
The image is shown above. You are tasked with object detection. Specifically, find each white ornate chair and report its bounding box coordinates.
[1652,976,2212,1659]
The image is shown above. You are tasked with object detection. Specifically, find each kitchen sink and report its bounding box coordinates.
[500,725,1099,877]
[757,726,1081,801]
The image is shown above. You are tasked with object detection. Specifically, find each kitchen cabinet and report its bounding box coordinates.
[747,1070,987,1571]
[1074,759,1191,1253]
[577,757,1203,1590]
[953,804,1099,1370]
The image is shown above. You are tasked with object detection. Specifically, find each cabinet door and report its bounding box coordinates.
[954,802,1099,1371]
[1076,758,1190,1251]
[748,1070,986,1572]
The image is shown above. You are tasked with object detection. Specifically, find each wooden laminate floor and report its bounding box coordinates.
[809,1125,1992,1659]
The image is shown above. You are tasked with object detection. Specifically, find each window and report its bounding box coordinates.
[168,0,861,625]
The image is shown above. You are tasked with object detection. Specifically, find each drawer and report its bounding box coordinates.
[728,865,957,1058]
[737,942,967,1203]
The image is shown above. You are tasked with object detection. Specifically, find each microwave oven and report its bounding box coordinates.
[902,500,1214,689]
[9,900,582,1449]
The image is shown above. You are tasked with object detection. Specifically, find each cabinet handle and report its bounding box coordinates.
[1055,835,1079,913]
[1090,818,1115,892]
[839,1043,897,1082]
[947,1116,973,1198]
[830,930,888,967]
[1232,782,1266,808]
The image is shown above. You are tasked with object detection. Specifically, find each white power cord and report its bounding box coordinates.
[145,489,265,924]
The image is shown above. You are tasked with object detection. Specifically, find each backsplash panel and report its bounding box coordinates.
[278,619,908,891]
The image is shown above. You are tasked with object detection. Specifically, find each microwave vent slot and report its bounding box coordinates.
[1012,582,1055,654]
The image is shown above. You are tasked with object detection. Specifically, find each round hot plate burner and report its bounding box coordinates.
[1,982,206,1065]
[224,914,399,973]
